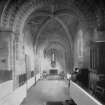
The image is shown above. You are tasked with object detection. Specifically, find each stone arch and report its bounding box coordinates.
[0,0,94,36]
[0,0,96,71]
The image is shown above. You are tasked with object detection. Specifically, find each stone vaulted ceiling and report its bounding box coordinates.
[0,0,105,71]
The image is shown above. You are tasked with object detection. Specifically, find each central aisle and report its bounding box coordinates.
[21,79,70,105]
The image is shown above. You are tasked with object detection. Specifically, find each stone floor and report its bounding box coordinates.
[21,79,70,105]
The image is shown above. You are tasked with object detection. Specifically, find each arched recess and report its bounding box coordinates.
[0,1,90,71]
[35,18,74,72]
[44,41,67,71]
[0,0,95,81]
[36,40,67,73]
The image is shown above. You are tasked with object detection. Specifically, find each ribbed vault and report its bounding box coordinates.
[0,0,105,73]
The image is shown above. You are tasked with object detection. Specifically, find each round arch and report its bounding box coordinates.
[0,0,89,36]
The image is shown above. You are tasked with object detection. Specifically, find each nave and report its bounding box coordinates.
[21,79,70,105]
[0,0,105,105]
